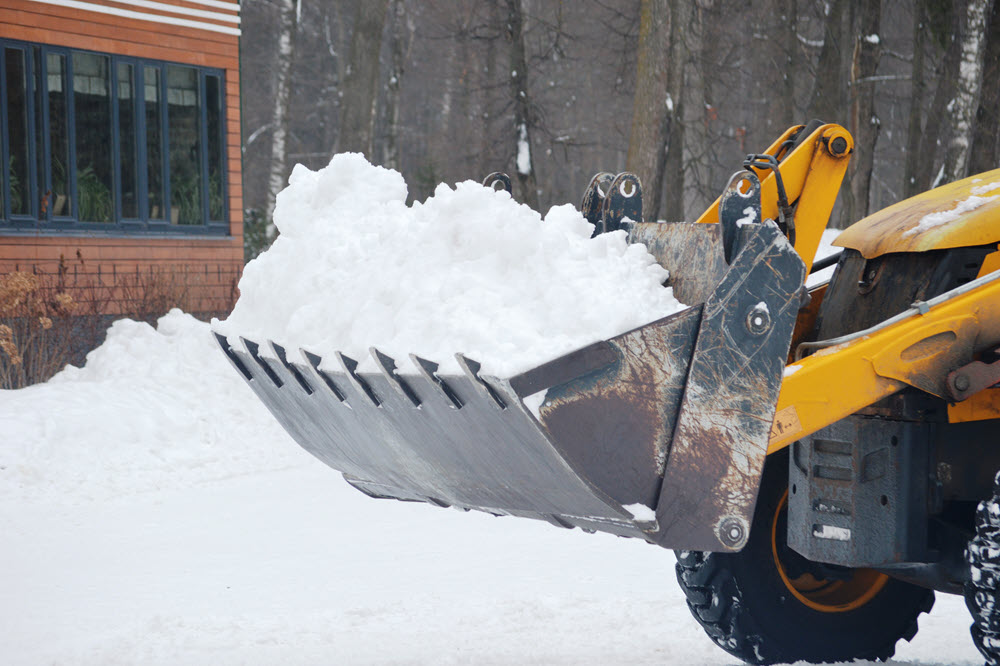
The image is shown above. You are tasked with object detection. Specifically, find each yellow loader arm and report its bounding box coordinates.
[695,121,854,274]
[769,269,1000,452]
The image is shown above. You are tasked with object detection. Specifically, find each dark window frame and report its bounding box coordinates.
[0,38,228,236]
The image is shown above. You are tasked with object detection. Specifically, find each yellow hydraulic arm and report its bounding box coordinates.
[767,270,1000,453]
[695,122,853,274]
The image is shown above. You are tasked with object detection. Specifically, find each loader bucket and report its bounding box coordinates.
[216,221,805,552]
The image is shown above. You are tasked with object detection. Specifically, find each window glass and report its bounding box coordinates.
[205,74,224,222]
[72,52,113,222]
[0,40,228,231]
[118,62,138,219]
[144,66,165,221]
[167,65,202,225]
[47,52,70,217]
[6,47,31,216]
[33,47,44,219]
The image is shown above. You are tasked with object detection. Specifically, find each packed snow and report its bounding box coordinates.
[213,153,685,377]
[0,310,981,664]
[903,181,1000,237]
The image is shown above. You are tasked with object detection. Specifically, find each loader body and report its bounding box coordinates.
[219,122,1000,664]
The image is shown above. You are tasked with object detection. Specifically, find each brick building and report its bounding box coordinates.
[0,0,243,316]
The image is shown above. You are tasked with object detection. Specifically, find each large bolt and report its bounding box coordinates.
[954,374,971,392]
[829,136,849,156]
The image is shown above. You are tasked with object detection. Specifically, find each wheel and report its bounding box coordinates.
[675,451,935,665]
[965,471,1000,665]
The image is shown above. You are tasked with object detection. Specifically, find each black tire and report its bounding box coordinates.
[965,472,1000,666]
[675,451,935,665]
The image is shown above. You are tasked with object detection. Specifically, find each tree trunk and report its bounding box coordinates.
[904,0,927,198]
[778,0,798,130]
[916,5,962,191]
[944,0,994,182]
[968,0,1000,175]
[265,0,298,232]
[806,0,849,123]
[625,0,671,221]
[504,0,539,210]
[336,0,390,158]
[662,0,689,222]
[842,0,881,227]
[383,0,412,171]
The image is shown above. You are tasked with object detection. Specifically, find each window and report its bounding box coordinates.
[0,41,227,233]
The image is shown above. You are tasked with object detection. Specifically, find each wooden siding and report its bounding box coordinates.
[0,0,243,316]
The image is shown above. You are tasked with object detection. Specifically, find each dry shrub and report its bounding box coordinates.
[117,266,194,326]
[0,266,84,388]
[1,254,234,389]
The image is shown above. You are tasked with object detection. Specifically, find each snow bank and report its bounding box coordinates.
[213,153,686,377]
[0,310,302,503]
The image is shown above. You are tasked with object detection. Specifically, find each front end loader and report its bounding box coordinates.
[216,122,1000,665]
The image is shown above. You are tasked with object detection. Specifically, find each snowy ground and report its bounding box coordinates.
[0,231,983,665]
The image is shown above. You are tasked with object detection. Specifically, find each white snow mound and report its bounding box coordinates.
[214,153,686,376]
[0,310,301,502]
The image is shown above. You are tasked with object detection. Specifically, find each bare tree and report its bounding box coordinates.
[383,0,414,170]
[969,0,1000,174]
[841,0,882,225]
[265,0,299,230]
[915,3,962,190]
[504,0,539,210]
[662,0,689,222]
[337,0,390,158]
[625,0,671,220]
[238,0,994,241]
[944,0,994,181]
[806,0,849,123]
[904,0,928,197]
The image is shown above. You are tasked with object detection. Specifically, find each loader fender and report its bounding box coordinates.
[835,169,1000,259]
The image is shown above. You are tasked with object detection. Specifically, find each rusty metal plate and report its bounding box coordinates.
[650,222,806,552]
[629,222,728,305]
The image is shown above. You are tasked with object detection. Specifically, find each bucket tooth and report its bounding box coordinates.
[456,354,507,410]
[302,350,348,404]
[271,343,315,395]
[410,354,464,409]
[214,332,253,381]
[370,347,421,408]
[241,337,283,388]
[335,351,382,407]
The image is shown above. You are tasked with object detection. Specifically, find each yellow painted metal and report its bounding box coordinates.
[949,388,1000,423]
[694,123,853,274]
[771,490,889,612]
[767,272,1000,453]
[980,249,1000,277]
[836,169,1000,259]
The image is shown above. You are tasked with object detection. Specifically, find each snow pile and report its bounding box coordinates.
[214,153,686,376]
[0,310,302,503]
[903,179,1000,237]
[807,227,842,288]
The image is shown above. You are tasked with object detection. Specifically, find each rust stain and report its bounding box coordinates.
[836,169,1000,258]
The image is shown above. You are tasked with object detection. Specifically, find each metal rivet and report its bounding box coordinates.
[719,517,747,549]
[746,304,771,335]
[955,374,971,392]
